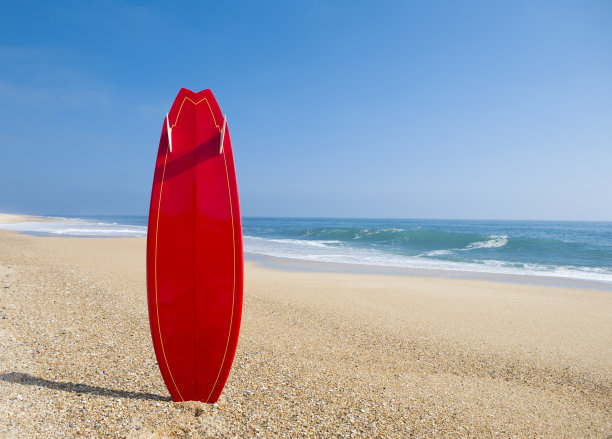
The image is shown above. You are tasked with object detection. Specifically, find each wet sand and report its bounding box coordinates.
[0,228,610,438]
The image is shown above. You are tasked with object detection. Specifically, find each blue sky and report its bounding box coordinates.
[1,1,610,220]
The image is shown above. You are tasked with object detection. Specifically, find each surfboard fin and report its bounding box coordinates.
[219,115,227,154]
[166,113,173,153]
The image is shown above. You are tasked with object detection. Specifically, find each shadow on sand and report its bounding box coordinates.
[0,372,171,402]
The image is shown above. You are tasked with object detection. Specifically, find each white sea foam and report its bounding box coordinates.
[463,235,508,250]
[0,219,147,237]
[259,237,342,248]
[243,236,612,284]
[422,249,453,256]
[420,235,508,257]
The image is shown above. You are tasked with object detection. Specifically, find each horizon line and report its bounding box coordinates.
[2,211,611,223]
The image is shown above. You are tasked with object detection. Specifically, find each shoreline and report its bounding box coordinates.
[0,213,63,224]
[245,252,612,291]
[2,213,611,291]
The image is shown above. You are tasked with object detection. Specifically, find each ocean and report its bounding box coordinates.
[1,216,611,284]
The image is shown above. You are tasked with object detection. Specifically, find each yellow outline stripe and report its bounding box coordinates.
[170,97,219,129]
[154,145,185,401]
[205,145,236,403]
[155,93,236,402]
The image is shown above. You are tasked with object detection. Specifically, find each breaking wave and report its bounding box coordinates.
[242,219,612,284]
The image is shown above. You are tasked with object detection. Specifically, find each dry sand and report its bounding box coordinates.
[0,228,610,438]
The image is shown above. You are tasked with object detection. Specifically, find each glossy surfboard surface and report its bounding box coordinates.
[146,88,243,403]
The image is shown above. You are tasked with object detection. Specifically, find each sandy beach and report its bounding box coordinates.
[0,226,611,438]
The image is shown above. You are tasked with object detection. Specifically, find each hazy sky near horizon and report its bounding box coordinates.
[1,1,611,220]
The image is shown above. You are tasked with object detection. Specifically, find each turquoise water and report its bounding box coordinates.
[1,216,611,283]
[244,218,612,283]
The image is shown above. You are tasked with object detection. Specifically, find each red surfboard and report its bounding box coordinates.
[146,88,243,403]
